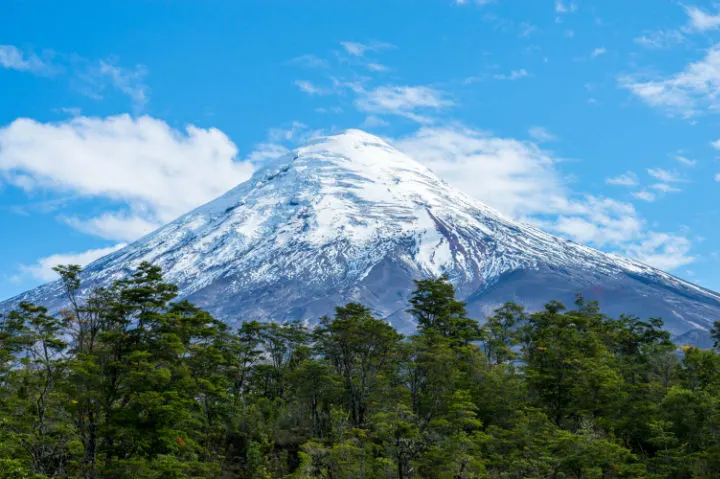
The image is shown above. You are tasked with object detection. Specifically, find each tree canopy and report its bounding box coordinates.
[1,264,719,478]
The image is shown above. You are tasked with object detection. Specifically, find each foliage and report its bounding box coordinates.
[1,264,719,477]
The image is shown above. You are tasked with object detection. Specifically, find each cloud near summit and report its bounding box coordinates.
[0,115,254,241]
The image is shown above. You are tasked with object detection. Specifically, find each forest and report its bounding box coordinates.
[2,262,720,478]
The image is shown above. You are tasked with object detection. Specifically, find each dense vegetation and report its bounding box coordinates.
[2,263,720,478]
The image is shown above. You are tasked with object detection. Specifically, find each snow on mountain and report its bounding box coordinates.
[3,129,720,340]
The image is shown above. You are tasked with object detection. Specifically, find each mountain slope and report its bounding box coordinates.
[3,130,719,338]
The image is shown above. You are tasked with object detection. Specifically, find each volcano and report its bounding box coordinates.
[3,130,719,341]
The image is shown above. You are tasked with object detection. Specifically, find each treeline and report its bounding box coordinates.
[2,263,720,478]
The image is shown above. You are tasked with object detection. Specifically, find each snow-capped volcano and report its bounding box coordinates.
[3,130,720,339]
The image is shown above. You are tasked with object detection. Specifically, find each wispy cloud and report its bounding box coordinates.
[519,22,537,38]
[619,44,720,117]
[95,60,148,112]
[683,5,720,33]
[632,190,656,202]
[674,154,697,167]
[608,169,684,201]
[647,168,684,183]
[455,0,496,6]
[555,0,577,14]
[518,22,538,38]
[340,41,394,57]
[315,106,344,114]
[606,171,638,187]
[290,54,329,69]
[2,44,149,112]
[493,69,529,80]
[0,45,52,74]
[294,80,334,96]
[590,47,607,58]
[624,232,695,270]
[632,6,720,50]
[634,29,686,49]
[63,213,160,242]
[362,115,390,128]
[650,183,682,193]
[355,85,453,122]
[245,122,322,163]
[17,244,127,281]
[366,62,388,72]
[528,126,556,142]
[54,107,82,117]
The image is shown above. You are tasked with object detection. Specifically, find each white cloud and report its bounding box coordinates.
[246,122,324,163]
[1,45,146,112]
[606,171,638,187]
[355,85,452,122]
[651,183,682,193]
[620,44,720,117]
[647,168,684,183]
[362,115,390,128]
[455,0,495,5]
[684,5,720,33]
[97,61,148,112]
[624,232,695,270]
[315,106,344,114]
[634,29,686,49]
[267,121,319,144]
[549,198,646,247]
[590,47,607,58]
[395,126,646,249]
[294,80,334,95]
[528,126,556,142]
[64,213,160,241]
[73,59,150,112]
[18,244,127,282]
[245,143,290,163]
[340,42,368,57]
[674,155,697,166]
[519,22,537,38]
[632,190,656,202]
[555,0,577,14]
[0,45,50,74]
[0,115,254,241]
[394,125,694,270]
[290,54,329,69]
[366,63,388,72]
[395,125,568,220]
[55,107,82,117]
[493,69,529,80]
[340,41,394,57]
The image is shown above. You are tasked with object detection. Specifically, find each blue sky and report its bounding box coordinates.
[2,0,720,299]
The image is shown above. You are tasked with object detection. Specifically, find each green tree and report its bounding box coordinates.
[317,303,402,427]
[481,301,525,365]
[523,300,623,428]
[408,276,479,344]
